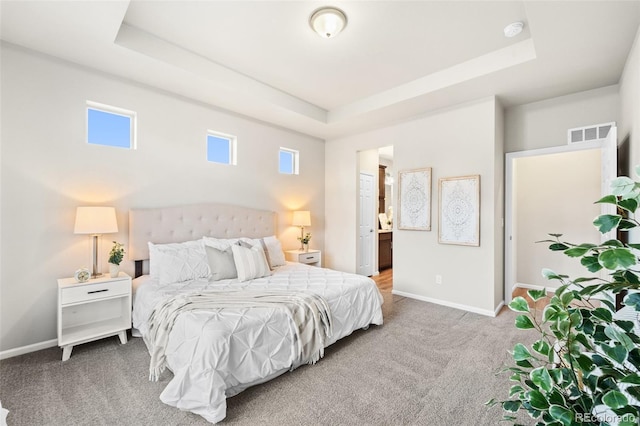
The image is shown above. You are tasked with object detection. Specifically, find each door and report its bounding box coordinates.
[358,172,375,276]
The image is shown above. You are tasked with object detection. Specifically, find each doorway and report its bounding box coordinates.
[358,172,375,276]
[504,135,616,306]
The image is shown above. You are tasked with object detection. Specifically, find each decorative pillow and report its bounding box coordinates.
[204,245,238,281]
[262,236,286,267]
[231,242,271,282]
[148,240,210,286]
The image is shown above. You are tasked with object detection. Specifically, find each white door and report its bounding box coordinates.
[358,172,375,276]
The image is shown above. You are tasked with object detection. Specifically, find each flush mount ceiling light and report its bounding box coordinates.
[309,7,347,39]
[503,21,524,38]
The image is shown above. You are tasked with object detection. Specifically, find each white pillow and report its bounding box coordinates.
[262,236,286,267]
[148,240,210,285]
[231,242,271,282]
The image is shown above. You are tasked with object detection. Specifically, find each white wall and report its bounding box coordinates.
[325,97,503,315]
[505,85,620,153]
[0,44,325,353]
[621,27,640,172]
[514,150,601,289]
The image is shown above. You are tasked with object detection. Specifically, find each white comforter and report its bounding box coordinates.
[132,262,384,423]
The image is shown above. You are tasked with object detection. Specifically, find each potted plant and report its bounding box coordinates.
[298,232,312,252]
[108,241,125,278]
[488,169,640,425]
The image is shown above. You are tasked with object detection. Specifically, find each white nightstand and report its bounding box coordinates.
[285,249,322,267]
[57,272,132,361]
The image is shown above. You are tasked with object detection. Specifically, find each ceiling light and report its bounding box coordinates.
[504,21,524,38]
[309,7,347,39]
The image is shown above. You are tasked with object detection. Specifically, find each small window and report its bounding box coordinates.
[207,131,237,165]
[86,101,136,149]
[279,148,299,175]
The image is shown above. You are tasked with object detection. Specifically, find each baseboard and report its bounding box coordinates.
[515,282,557,293]
[392,290,502,317]
[0,339,58,360]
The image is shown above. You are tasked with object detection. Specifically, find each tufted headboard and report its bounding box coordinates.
[129,203,276,276]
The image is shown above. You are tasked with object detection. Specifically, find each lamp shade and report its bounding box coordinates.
[74,206,118,234]
[292,210,311,227]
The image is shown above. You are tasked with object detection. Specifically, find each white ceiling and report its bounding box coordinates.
[1,1,639,140]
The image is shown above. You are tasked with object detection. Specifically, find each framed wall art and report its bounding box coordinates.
[438,175,480,246]
[397,167,432,231]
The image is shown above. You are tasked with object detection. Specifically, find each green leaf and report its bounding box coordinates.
[593,214,622,233]
[602,390,629,409]
[509,297,530,313]
[611,176,636,197]
[595,194,618,205]
[602,239,625,247]
[574,354,595,372]
[530,367,553,393]
[598,248,637,270]
[485,398,497,407]
[592,307,613,322]
[548,233,563,238]
[619,198,639,213]
[515,314,536,330]
[502,400,521,412]
[509,384,524,397]
[618,219,637,230]
[564,247,591,257]
[512,343,532,362]
[527,390,550,410]
[621,374,640,384]
[602,344,628,364]
[549,243,569,251]
[527,289,547,301]
[628,243,640,250]
[532,340,550,357]
[580,255,602,273]
[542,268,566,281]
[624,293,640,310]
[548,405,573,426]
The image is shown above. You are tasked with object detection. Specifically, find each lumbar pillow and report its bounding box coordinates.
[148,240,210,285]
[231,242,271,282]
[261,236,286,267]
[204,245,238,281]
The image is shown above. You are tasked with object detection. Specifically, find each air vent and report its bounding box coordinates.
[567,122,615,144]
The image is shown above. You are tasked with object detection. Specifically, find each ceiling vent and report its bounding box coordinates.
[568,122,615,144]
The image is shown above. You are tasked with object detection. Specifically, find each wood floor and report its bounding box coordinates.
[372,268,392,292]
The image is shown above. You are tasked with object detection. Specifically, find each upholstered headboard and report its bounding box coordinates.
[129,203,276,276]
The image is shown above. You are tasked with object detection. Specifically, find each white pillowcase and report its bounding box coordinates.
[262,236,286,267]
[231,242,271,282]
[148,240,210,286]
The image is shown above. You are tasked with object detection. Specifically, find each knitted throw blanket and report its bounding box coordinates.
[146,290,333,381]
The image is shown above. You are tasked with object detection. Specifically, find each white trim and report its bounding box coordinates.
[504,132,616,308]
[0,339,57,360]
[392,290,504,317]
[86,100,137,149]
[514,282,557,293]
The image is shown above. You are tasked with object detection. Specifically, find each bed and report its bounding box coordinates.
[129,203,384,423]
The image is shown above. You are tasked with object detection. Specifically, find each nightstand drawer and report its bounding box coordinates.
[61,280,130,305]
[298,252,320,264]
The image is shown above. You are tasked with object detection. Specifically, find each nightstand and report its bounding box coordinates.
[285,249,322,267]
[57,272,132,361]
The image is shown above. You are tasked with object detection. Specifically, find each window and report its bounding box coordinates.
[279,148,299,175]
[207,131,237,165]
[86,101,136,149]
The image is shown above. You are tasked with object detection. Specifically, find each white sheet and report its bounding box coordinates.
[133,262,384,423]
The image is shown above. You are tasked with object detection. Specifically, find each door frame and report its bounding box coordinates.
[504,134,616,306]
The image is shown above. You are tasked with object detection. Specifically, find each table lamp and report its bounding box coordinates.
[74,206,118,278]
[292,210,311,250]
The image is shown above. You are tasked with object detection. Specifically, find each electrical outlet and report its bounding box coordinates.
[435,274,442,285]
